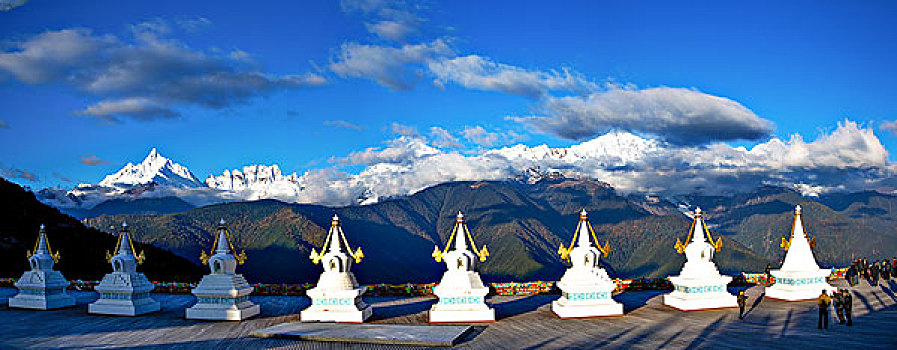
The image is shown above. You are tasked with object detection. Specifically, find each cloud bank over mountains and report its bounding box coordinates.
[37,120,894,210]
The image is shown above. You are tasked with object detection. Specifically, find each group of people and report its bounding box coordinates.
[845,257,897,286]
[817,289,853,329]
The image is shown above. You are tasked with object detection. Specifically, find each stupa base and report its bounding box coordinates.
[553,279,621,318]
[8,292,75,310]
[664,275,736,311]
[186,302,260,321]
[301,305,372,323]
[429,287,494,323]
[88,297,160,316]
[428,307,495,323]
[766,269,835,301]
[766,283,836,301]
[552,299,623,318]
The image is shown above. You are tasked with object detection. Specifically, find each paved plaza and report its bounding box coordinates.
[0,279,895,349]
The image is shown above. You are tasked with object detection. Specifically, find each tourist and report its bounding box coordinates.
[818,290,831,330]
[883,260,891,281]
[860,258,869,279]
[892,257,897,278]
[871,262,880,286]
[846,264,856,286]
[737,290,747,319]
[833,289,845,324]
[842,289,853,326]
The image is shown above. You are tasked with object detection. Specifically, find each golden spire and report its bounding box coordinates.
[674,208,722,254]
[106,222,145,264]
[310,214,364,264]
[200,219,247,265]
[432,211,489,263]
[781,205,815,251]
[557,209,611,260]
[27,224,60,263]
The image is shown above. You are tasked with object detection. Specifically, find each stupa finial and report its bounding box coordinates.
[28,224,60,263]
[310,213,363,264]
[675,207,722,254]
[782,204,814,250]
[200,219,246,265]
[432,210,489,263]
[36,224,50,254]
[455,212,468,252]
[105,222,145,264]
[558,209,611,260]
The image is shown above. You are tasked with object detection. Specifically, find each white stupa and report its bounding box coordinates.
[765,205,835,301]
[8,225,76,310]
[663,208,738,311]
[88,222,160,316]
[186,219,260,321]
[429,211,495,323]
[301,214,371,323]
[552,210,623,318]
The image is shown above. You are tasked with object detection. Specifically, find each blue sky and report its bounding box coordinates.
[1,0,896,191]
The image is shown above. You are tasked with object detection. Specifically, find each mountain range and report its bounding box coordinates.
[80,177,897,285]
[16,138,897,285]
[0,177,204,281]
[45,128,893,218]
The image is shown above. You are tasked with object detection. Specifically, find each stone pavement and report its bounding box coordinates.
[0,279,894,349]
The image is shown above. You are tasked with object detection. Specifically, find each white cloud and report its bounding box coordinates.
[0,22,325,122]
[367,20,417,42]
[324,120,364,131]
[429,126,463,148]
[341,0,421,42]
[332,136,439,166]
[0,0,27,12]
[462,125,500,147]
[428,55,597,98]
[514,86,775,145]
[329,39,453,90]
[321,120,894,204]
[390,122,419,137]
[76,98,178,121]
[880,120,897,135]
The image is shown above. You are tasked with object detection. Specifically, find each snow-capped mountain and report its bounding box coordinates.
[33,122,892,217]
[205,165,305,202]
[99,148,203,188]
[37,148,213,210]
[487,131,661,165]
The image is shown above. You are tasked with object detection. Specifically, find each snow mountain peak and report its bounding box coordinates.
[98,148,203,188]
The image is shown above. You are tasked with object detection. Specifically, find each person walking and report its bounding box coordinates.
[765,264,772,285]
[833,289,845,324]
[842,289,853,326]
[818,290,831,330]
[737,290,747,319]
